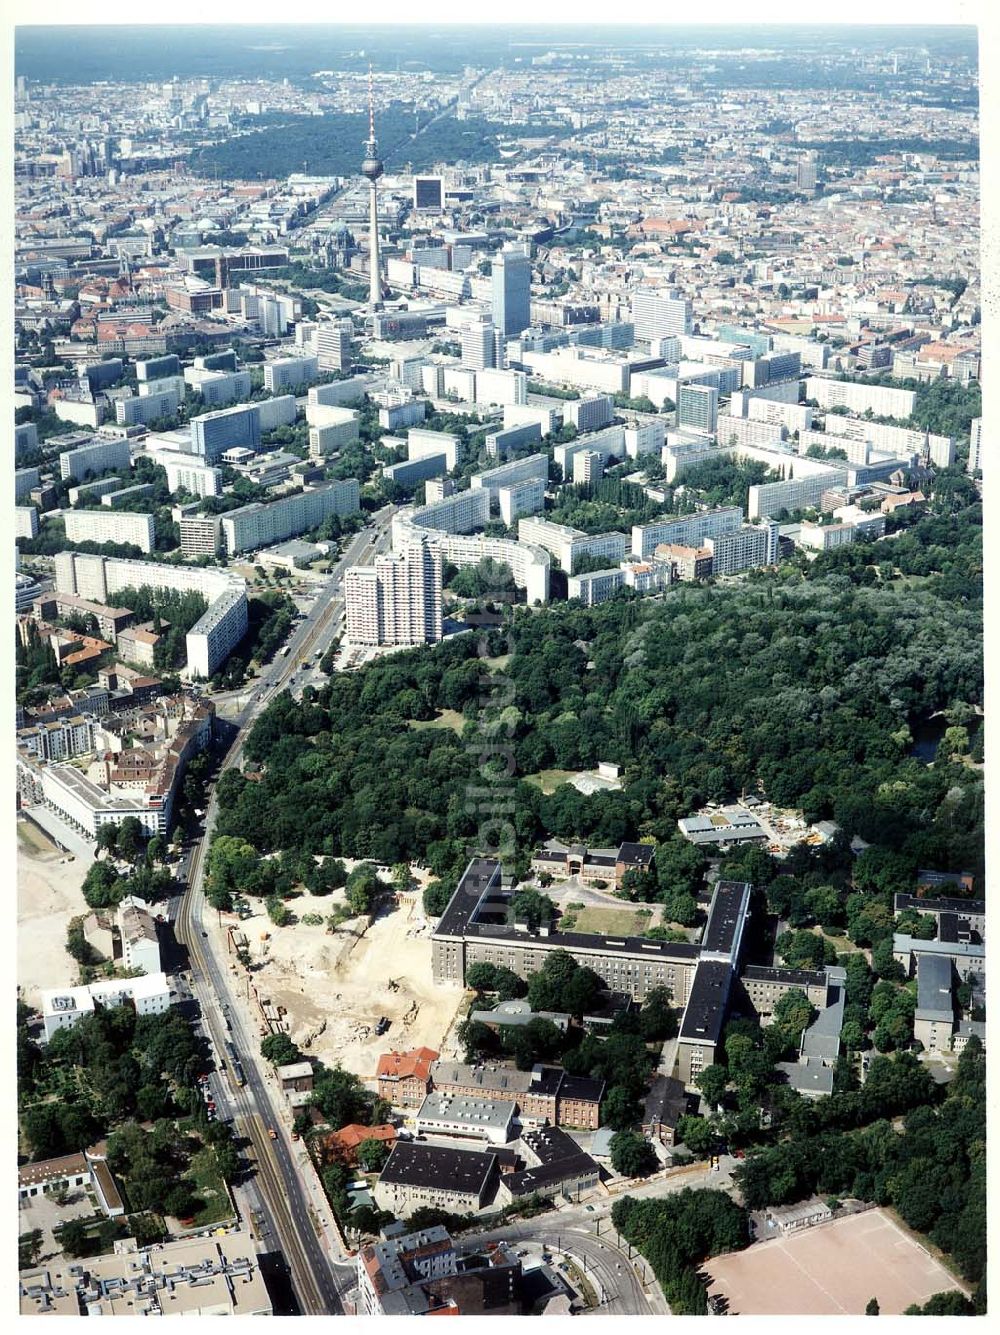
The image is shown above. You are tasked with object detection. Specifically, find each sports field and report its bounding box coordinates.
[704,1208,968,1315]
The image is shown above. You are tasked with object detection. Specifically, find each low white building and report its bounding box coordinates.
[40,973,172,1041]
[414,1092,516,1146]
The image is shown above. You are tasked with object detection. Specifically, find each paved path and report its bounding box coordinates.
[21,806,94,859]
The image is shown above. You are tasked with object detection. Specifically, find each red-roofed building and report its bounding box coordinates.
[377,1047,439,1108]
[321,1122,396,1166]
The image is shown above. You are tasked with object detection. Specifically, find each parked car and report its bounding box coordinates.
[375,1016,391,1035]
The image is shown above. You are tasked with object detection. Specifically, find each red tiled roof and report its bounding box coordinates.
[376,1047,439,1083]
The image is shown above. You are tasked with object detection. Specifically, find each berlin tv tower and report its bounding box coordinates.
[360,65,384,314]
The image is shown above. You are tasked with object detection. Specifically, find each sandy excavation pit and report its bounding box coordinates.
[220,882,464,1080]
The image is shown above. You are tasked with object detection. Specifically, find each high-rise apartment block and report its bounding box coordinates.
[632,507,744,559]
[345,539,443,647]
[498,478,545,526]
[116,388,182,428]
[796,153,819,193]
[161,454,222,498]
[379,400,427,432]
[315,323,353,372]
[308,407,360,458]
[257,395,298,432]
[706,522,779,575]
[491,250,531,337]
[573,450,605,485]
[183,368,252,407]
[190,404,261,463]
[475,368,527,407]
[383,454,449,488]
[678,383,719,435]
[58,436,131,483]
[136,354,182,382]
[805,376,917,420]
[408,429,464,471]
[485,421,542,459]
[220,480,360,554]
[566,395,614,433]
[64,510,155,554]
[968,417,982,474]
[461,319,496,371]
[632,288,693,342]
[263,355,319,394]
[624,419,666,457]
[470,453,548,510]
[16,506,40,540]
[179,515,223,558]
[517,516,628,573]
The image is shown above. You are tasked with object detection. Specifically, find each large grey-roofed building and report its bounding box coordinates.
[678,806,768,846]
[913,953,955,1052]
[415,1091,516,1145]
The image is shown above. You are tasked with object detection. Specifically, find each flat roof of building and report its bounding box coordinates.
[893,892,984,917]
[379,1143,497,1196]
[894,933,984,960]
[434,859,699,962]
[775,1059,835,1096]
[416,1092,515,1130]
[19,1229,270,1318]
[701,880,751,959]
[742,964,827,987]
[915,952,955,1020]
[678,959,734,1046]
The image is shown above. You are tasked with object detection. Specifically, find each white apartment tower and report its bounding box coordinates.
[461,319,496,372]
[345,539,443,647]
[632,288,693,343]
[968,417,982,474]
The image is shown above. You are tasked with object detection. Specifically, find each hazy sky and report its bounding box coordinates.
[9,2,985,30]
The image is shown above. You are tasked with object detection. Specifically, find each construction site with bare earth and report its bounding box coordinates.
[207,868,466,1080]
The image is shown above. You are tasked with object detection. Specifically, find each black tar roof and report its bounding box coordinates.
[617,841,655,867]
[678,960,734,1046]
[558,1075,605,1104]
[894,893,984,916]
[379,1143,497,1194]
[643,1075,688,1125]
[741,964,827,986]
[529,1067,564,1098]
[522,1125,584,1166]
[504,1154,600,1197]
[434,861,699,961]
[701,880,750,958]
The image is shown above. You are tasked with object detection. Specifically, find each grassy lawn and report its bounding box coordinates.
[571,906,652,937]
[523,768,576,794]
[16,818,59,855]
[185,1147,235,1229]
[408,709,467,734]
[480,654,512,671]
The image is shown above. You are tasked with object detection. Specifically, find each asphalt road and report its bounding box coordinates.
[466,1217,657,1316]
[173,506,396,1313]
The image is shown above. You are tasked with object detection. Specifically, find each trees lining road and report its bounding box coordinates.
[173,508,395,1313]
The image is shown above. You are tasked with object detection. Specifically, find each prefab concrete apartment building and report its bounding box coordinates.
[220,479,360,554]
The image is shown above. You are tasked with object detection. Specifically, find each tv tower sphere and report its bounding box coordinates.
[361,152,383,182]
